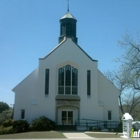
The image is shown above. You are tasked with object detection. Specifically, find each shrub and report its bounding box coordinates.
[97,127,101,131]
[2,119,13,127]
[93,127,98,131]
[31,116,55,131]
[0,110,13,125]
[114,121,122,132]
[88,126,93,131]
[12,120,29,133]
[0,126,14,135]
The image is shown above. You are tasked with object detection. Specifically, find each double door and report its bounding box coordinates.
[61,111,73,125]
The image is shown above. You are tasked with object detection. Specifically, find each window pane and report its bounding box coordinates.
[65,65,71,86]
[21,109,25,119]
[72,69,78,86]
[62,111,67,117]
[68,111,73,117]
[72,87,77,95]
[108,111,112,120]
[65,86,71,94]
[59,68,64,86]
[45,69,49,95]
[62,111,67,125]
[66,23,72,36]
[58,87,64,94]
[87,70,91,95]
[68,111,73,124]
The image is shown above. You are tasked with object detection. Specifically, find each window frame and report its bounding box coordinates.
[45,69,49,95]
[108,110,112,120]
[58,65,78,95]
[87,70,91,96]
[21,109,25,120]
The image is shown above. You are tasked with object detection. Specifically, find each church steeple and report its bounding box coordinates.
[59,1,78,44]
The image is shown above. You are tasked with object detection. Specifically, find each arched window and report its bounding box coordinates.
[58,65,78,95]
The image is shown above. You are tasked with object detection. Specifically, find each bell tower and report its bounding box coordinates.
[59,0,78,43]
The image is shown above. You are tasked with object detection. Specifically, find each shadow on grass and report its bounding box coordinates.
[86,132,122,138]
[0,131,66,139]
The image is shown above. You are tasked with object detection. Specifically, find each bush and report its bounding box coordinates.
[12,120,29,133]
[0,110,13,125]
[31,116,55,131]
[0,102,10,113]
[2,119,13,127]
[0,126,14,135]
[89,126,93,131]
[97,127,101,131]
[114,121,122,132]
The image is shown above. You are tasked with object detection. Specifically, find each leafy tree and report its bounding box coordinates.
[0,102,10,113]
[0,109,13,125]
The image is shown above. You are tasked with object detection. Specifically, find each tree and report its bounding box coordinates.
[105,32,140,120]
[118,33,140,91]
[0,109,13,125]
[105,70,127,114]
[0,102,10,113]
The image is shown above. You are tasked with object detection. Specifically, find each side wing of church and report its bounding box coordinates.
[12,10,120,128]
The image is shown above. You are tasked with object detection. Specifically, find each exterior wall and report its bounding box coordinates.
[39,38,102,121]
[13,68,38,123]
[98,70,120,121]
[13,38,119,124]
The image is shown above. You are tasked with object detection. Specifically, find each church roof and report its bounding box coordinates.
[60,12,76,20]
[39,37,97,62]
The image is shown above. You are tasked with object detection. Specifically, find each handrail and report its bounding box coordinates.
[75,119,119,129]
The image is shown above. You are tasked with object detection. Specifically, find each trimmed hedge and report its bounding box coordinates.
[31,116,55,131]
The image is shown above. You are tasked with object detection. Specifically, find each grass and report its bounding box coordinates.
[0,131,123,139]
[0,131,66,139]
[86,132,122,138]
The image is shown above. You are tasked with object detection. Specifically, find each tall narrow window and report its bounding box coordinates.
[21,109,25,119]
[58,65,78,95]
[108,111,112,120]
[58,68,64,94]
[72,69,78,95]
[45,69,49,95]
[65,65,71,94]
[87,70,91,95]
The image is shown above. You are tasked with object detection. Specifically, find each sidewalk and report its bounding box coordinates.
[63,131,138,140]
[63,132,93,139]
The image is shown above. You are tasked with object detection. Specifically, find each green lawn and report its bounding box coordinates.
[86,132,122,138]
[0,131,123,139]
[0,131,66,139]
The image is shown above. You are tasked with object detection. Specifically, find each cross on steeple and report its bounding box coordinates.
[59,0,78,44]
[67,0,69,12]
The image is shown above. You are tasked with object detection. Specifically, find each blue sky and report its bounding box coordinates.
[0,0,140,106]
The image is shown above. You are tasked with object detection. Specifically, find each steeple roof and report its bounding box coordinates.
[60,12,76,20]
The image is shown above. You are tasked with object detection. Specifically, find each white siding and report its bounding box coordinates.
[13,38,119,123]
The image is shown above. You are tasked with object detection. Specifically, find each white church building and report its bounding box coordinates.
[12,9,120,127]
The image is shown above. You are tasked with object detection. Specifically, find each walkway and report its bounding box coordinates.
[63,132,94,139]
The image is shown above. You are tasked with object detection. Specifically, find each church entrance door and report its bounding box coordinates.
[61,111,73,125]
